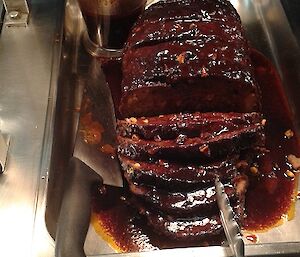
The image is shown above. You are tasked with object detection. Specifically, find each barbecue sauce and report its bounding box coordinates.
[243,49,300,231]
[91,186,223,252]
[89,50,300,251]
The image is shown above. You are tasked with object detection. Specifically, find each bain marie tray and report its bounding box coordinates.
[45,0,300,256]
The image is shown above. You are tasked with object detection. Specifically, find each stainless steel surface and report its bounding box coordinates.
[73,60,123,187]
[51,0,300,256]
[215,178,245,257]
[0,4,4,31]
[0,131,10,173]
[2,0,29,26]
[44,0,86,242]
[0,0,64,256]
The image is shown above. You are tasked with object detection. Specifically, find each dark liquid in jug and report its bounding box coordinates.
[80,1,145,49]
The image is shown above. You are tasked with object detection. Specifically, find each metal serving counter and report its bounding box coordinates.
[0,0,63,256]
[1,0,300,257]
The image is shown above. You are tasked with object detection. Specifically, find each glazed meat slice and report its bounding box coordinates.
[123,38,250,82]
[146,213,223,241]
[126,173,248,217]
[127,19,243,49]
[129,0,242,51]
[132,0,241,30]
[119,0,260,117]
[117,124,265,162]
[117,112,263,140]
[128,172,248,239]
[122,40,251,85]
[137,204,223,241]
[127,181,238,217]
[120,56,259,118]
[119,155,238,189]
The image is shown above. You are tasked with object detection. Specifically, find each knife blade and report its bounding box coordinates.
[215,178,244,257]
[73,59,123,187]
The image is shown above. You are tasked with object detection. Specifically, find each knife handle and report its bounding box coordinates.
[55,157,103,257]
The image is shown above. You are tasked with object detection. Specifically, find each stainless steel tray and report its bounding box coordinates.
[45,0,300,256]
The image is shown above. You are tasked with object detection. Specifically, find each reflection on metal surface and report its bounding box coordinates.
[0,0,63,256]
[230,0,240,9]
[73,63,123,187]
[82,31,123,58]
[45,0,86,242]
[2,0,29,26]
[0,131,10,173]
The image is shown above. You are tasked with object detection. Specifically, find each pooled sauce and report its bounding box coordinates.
[90,50,300,251]
[243,50,300,231]
[91,186,223,252]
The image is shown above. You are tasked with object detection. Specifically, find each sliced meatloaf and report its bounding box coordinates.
[119,154,239,189]
[135,200,223,241]
[117,124,265,162]
[119,0,260,117]
[127,181,238,217]
[117,112,263,140]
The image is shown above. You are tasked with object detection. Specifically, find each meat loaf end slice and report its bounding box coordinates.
[132,0,241,33]
[120,0,260,117]
[135,201,223,241]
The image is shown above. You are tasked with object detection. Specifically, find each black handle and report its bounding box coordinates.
[55,157,102,257]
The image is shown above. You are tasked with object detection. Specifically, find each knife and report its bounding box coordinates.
[72,58,123,187]
[215,178,245,257]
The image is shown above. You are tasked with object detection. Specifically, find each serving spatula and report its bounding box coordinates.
[72,58,123,187]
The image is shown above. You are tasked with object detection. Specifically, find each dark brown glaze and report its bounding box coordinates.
[117,124,265,162]
[127,19,243,49]
[119,0,260,117]
[132,0,241,28]
[120,80,259,118]
[117,112,263,140]
[119,154,238,190]
[90,48,300,251]
[136,203,223,241]
[91,186,224,251]
[123,37,251,79]
[127,181,237,217]
[122,40,251,84]
[91,49,300,250]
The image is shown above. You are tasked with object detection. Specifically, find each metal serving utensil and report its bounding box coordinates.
[73,59,123,187]
[56,59,123,257]
[215,178,245,257]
